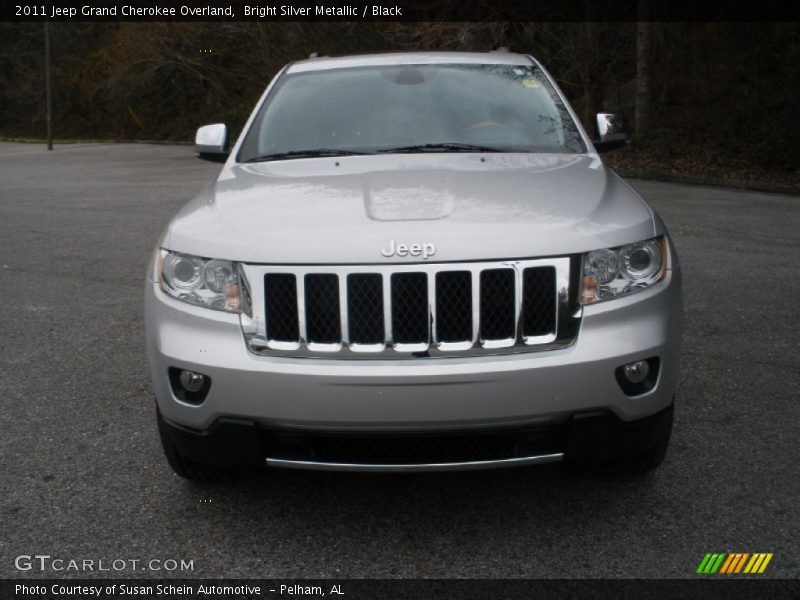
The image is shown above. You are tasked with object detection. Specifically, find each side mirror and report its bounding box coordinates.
[195,123,229,163]
[594,113,628,153]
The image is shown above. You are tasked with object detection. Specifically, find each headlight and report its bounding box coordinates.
[159,250,241,313]
[581,237,668,304]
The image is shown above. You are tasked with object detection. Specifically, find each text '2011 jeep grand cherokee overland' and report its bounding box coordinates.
[145,51,682,481]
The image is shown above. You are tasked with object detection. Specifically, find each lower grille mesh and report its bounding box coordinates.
[264,423,568,465]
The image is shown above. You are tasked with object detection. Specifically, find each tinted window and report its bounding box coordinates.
[239,64,584,161]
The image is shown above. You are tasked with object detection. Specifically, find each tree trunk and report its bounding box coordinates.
[582,20,601,133]
[635,0,652,143]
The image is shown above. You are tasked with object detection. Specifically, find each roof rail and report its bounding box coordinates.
[308,52,319,59]
[491,46,510,53]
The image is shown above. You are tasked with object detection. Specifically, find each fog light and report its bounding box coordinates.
[179,370,205,392]
[615,357,660,396]
[168,367,211,404]
[623,360,650,383]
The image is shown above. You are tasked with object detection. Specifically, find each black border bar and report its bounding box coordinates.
[3,579,800,599]
[3,0,800,22]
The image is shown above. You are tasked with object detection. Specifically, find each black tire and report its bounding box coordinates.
[156,409,236,483]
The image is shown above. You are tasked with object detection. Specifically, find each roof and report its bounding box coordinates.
[286,51,534,74]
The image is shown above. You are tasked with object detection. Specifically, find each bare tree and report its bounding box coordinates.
[635,0,652,142]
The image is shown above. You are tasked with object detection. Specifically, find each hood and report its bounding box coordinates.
[164,153,655,264]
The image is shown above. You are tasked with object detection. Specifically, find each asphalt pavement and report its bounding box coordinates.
[1,142,797,579]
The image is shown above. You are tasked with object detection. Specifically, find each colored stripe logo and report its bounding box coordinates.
[697,552,773,574]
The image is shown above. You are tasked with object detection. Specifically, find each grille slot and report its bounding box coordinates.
[304,274,341,344]
[435,271,472,342]
[264,273,298,342]
[391,272,429,345]
[480,269,516,341]
[522,267,557,338]
[347,274,384,345]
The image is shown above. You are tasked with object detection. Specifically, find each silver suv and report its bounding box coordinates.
[145,51,682,481]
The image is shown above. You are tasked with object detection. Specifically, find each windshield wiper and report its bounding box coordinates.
[244,149,370,162]
[374,143,508,154]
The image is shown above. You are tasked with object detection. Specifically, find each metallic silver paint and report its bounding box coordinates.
[146,51,684,468]
[145,268,681,431]
[596,113,627,143]
[194,123,228,155]
[162,154,654,264]
[284,51,535,74]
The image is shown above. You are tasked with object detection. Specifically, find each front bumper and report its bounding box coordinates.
[159,403,674,470]
[145,266,682,433]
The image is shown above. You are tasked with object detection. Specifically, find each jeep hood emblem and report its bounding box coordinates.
[380,240,436,260]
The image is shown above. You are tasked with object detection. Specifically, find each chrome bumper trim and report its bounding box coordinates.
[266,452,564,472]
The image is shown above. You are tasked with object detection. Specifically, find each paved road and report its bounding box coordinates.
[1,142,797,579]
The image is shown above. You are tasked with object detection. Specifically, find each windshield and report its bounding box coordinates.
[238,63,585,162]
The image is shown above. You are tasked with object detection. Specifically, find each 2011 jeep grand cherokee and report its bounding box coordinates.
[145,51,682,481]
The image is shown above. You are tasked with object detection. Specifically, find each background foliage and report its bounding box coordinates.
[1,22,798,181]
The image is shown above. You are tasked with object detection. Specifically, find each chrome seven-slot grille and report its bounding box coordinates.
[240,258,577,358]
